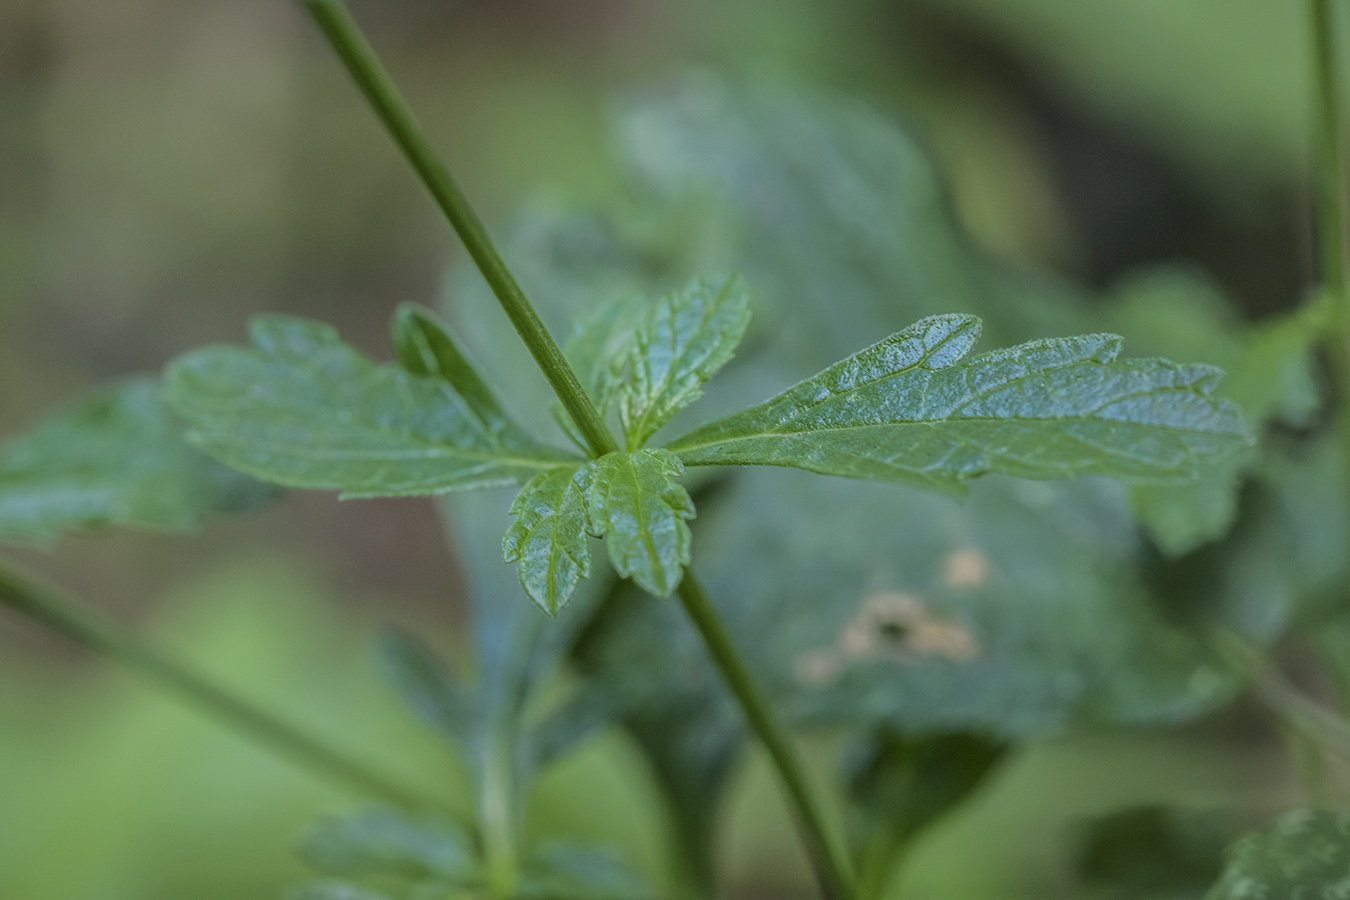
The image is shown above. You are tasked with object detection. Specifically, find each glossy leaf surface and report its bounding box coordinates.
[0,378,273,545]
[670,314,1250,493]
[503,465,593,614]
[618,275,751,449]
[584,450,695,598]
[164,315,574,498]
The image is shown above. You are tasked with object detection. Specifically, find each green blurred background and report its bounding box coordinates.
[0,1,1320,897]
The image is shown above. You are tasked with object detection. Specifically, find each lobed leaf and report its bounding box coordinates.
[553,292,650,448]
[503,465,593,614]
[164,315,575,498]
[1207,810,1350,900]
[584,450,695,598]
[669,314,1251,493]
[618,275,751,449]
[0,378,273,545]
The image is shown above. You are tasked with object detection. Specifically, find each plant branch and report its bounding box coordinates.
[301,0,618,460]
[303,5,855,895]
[676,571,855,900]
[0,561,439,816]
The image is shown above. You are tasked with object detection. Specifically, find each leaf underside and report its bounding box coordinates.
[669,313,1251,493]
[164,315,575,498]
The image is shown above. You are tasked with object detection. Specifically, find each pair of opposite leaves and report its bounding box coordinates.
[164,274,1251,614]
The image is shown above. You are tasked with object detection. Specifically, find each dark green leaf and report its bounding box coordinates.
[503,465,593,615]
[390,302,517,438]
[374,628,474,746]
[553,292,650,448]
[164,315,575,498]
[617,275,751,449]
[0,378,273,545]
[584,450,695,597]
[1208,810,1350,900]
[670,314,1250,493]
[518,843,654,900]
[298,808,475,882]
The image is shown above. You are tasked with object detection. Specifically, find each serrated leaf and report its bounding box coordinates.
[552,292,650,448]
[669,314,1251,492]
[518,843,654,900]
[1208,810,1350,900]
[0,378,274,545]
[585,450,694,597]
[618,275,751,449]
[503,465,592,615]
[374,629,474,746]
[164,315,576,498]
[299,808,475,882]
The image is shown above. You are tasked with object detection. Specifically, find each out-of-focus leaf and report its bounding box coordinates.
[374,629,475,747]
[517,842,654,900]
[617,275,751,450]
[0,378,273,545]
[1207,810,1350,900]
[584,450,695,598]
[164,316,575,498]
[1105,270,1321,555]
[845,730,1006,882]
[670,314,1250,492]
[504,465,593,615]
[526,684,616,771]
[1074,805,1232,900]
[298,808,475,882]
[290,883,396,900]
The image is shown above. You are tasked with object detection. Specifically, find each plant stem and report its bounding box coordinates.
[303,5,856,895]
[0,562,436,815]
[676,571,855,900]
[301,0,618,460]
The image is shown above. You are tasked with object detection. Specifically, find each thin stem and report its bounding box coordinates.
[0,562,437,815]
[677,571,855,900]
[302,5,856,895]
[301,0,618,460]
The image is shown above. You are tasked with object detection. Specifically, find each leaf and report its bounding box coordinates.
[374,628,475,746]
[164,315,576,498]
[526,684,615,770]
[669,313,1251,493]
[298,808,475,882]
[0,378,274,546]
[290,883,396,900]
[390,302,517,438]
[503,465,593,615]
[585,450,695,597]
[1207,810,1350,900]
[517,843,654,900]
[553,293,650,448]
[617,275,751,449]
[1074,805,1232,899]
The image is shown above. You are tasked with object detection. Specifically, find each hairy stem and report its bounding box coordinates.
[677,571,855,900]
[303,4,856,894]
[0,562,437,815]
[302,0,618,460]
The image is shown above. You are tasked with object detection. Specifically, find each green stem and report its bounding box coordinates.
[303,5,856,895]
[301,0,618,460]
[0,562,437,815]
[676,571,855,900]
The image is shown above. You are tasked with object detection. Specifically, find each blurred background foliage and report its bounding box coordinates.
[0,0,1329,897]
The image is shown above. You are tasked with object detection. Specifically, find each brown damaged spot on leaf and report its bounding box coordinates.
[793,591,980,686]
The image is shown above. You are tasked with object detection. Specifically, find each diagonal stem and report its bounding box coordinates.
[301,4,857,895]
[676,570,856,900]
[0,561,441,817]
[302,0,618,460]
